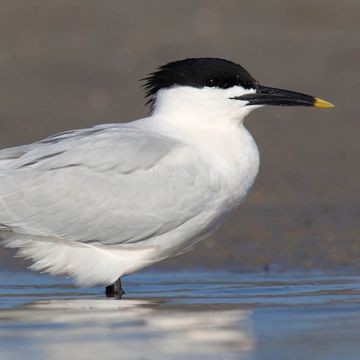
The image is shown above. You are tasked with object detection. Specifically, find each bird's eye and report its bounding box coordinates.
[235,75,250,89]
[239,79,255,90]
[206,79,217,87]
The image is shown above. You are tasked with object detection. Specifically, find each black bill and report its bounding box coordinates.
[231,85,334,108]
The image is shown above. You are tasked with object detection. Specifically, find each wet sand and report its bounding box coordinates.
[1,271,360,359]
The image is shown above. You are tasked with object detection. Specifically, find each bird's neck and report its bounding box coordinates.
[147,88,259,179]
[149,102,257,171]
[145,97,260,203]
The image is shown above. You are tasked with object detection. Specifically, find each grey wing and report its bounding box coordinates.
[0,125,214,245]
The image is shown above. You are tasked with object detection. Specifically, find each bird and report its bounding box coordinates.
[0,58,333,297]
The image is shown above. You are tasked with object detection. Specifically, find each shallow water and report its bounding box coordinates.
[1,271,360,360]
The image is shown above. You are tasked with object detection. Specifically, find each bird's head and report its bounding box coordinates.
[143,58,334,125]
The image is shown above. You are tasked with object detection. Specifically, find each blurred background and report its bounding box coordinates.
[0,0,359,271]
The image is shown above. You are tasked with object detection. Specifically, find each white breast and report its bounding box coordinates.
[144,119,260,259]
[177,121,260,206]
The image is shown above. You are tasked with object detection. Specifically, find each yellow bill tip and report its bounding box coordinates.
[314,97,335,108]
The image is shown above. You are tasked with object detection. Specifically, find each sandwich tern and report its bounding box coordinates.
[0,58,333,296]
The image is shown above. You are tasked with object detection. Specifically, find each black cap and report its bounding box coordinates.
[143,58,258,107]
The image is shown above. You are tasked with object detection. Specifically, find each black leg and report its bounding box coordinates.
[105,278,125,298]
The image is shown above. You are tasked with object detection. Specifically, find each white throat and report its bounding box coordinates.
[152,85,259,130]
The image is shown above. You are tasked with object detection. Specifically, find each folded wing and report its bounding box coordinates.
[0,124,214,245]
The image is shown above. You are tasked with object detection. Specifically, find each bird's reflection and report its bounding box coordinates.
[0,298,255,359]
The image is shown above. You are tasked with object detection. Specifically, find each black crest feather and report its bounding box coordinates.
[142,58,258,109]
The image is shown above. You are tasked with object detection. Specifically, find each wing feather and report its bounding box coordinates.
[0,123,214,245]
